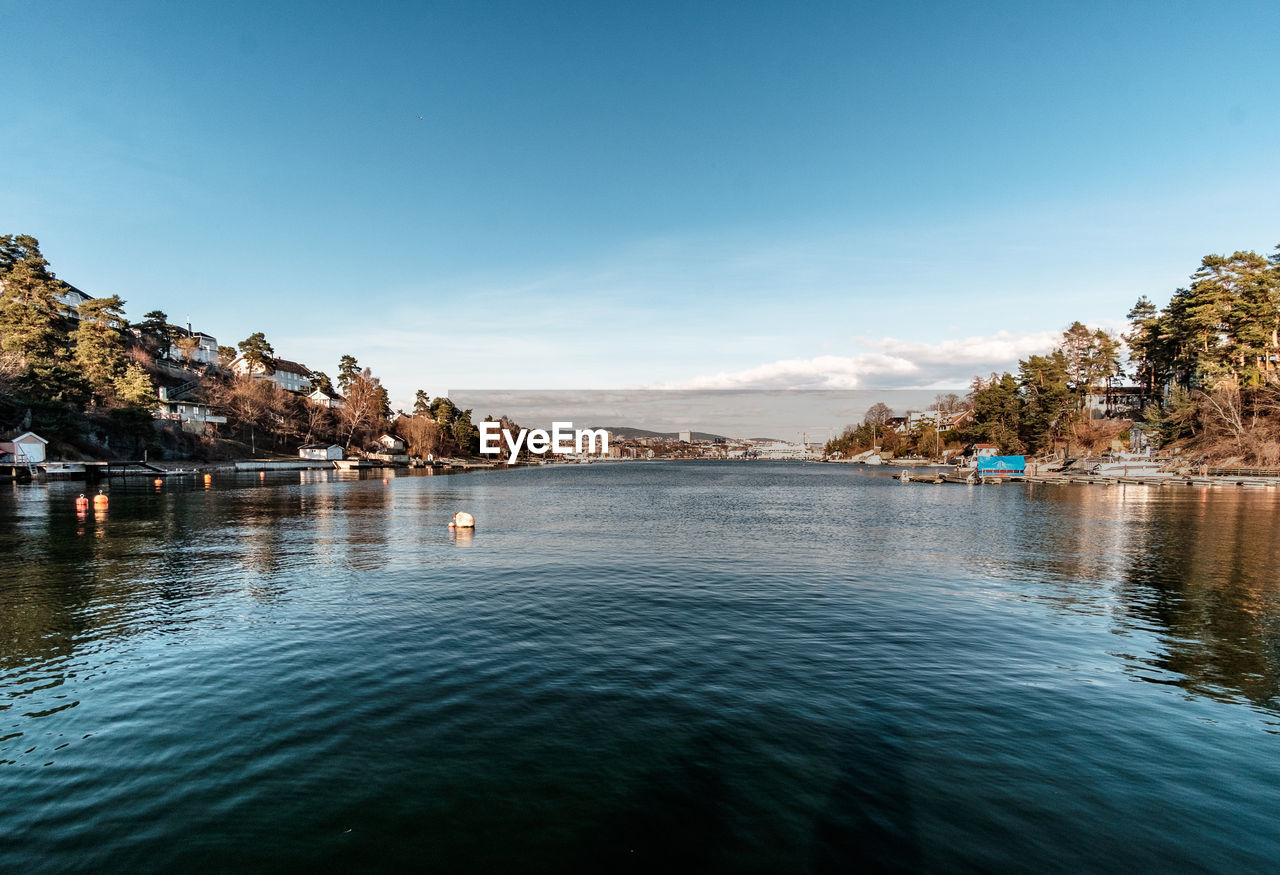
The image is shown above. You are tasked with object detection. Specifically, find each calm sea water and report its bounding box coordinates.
[3,462,1280,871]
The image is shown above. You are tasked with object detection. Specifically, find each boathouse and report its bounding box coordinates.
[974,455,1026,477]
[299,443,344,461]
[0,431,48,465]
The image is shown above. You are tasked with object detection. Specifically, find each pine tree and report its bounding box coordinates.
[237,332,276,375]
[1125,297,1166,397]
[413,389,431,416]
[113,362,157,408]
[0,236,69,362]
[72,295,130,399]
[1018,351,1072,453]
[337,354,359,392]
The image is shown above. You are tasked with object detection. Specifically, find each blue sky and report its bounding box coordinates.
[4,0,1279,408]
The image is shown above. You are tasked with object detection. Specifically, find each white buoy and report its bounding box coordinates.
[452,511,475,529]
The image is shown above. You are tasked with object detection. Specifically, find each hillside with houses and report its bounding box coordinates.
[0,234,482,468]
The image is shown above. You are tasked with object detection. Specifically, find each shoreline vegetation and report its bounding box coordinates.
[4,234,1280,473]
[823,245,1280,471]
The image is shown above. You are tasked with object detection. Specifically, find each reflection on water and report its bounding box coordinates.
[4,465,1280,869]
[1115,489,1280,706]
[978,481,1280,709]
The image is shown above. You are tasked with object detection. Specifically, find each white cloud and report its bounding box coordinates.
[662,330,1059,390]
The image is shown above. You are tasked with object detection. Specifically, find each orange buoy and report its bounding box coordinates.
[259,471,265,480]
[75,494,89,512]
[93,492,108,509]
[154,478,163,487]
[203,473,212,485]
[382,478,389,485]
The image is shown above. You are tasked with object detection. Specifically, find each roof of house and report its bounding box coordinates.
[272,359,312,376]
[299,443,343,450]
[173,327,217,342]
[309,386,344,400]
[6,431,47,444]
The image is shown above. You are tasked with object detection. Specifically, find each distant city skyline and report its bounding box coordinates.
[5,1,1279,408]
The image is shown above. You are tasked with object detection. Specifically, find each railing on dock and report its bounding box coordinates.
[1208,467,1280,478]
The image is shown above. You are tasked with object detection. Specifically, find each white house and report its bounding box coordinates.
[299,444,344,461]
[155,386,227,431]
[377,433,406,452]
[232,356,314,393]
[55,282,93,319]
[964,443,1000,462]
[308,386,346,409]
[169,327,220,366]
[0,431,48,465]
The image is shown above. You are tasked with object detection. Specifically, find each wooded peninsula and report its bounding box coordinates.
[823,246,1280,465]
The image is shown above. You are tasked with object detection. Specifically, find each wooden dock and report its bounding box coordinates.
[900,465,1280,489]
[86,460,172,477]
[1021,473,1280,489]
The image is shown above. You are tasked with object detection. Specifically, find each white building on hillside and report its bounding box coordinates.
[169,327,220,366]
[55,282,93,318]
[155,386,226,431]
[232,356,314,393]
[308,386,346,408]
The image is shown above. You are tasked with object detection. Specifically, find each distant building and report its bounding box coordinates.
[376,434,406,453]
[1084,386,1145,417]
[678,430,692,443]
[964,443,1000,464]
[758,441,804,460]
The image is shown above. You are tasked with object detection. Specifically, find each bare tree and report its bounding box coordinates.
[172,335,199,363]
[863,402,894,426]
[212,375,289,455]
[930,392,964,413]
[300,399,335,446]
[1197,374,1246,443]
[397,414,442,458]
